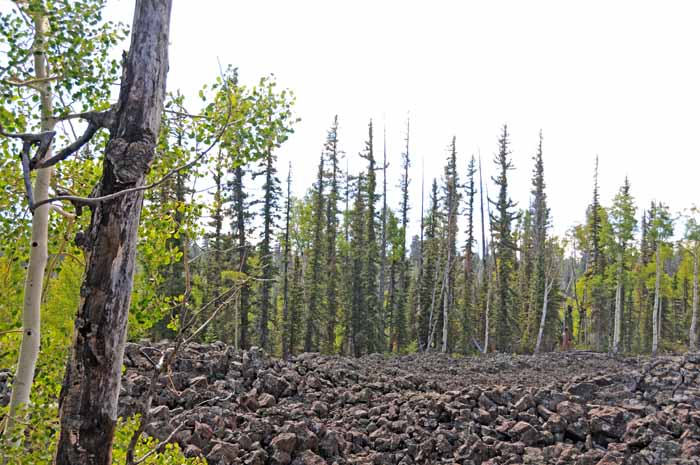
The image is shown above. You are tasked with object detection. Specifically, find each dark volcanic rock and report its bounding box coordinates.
[106,343,700,465]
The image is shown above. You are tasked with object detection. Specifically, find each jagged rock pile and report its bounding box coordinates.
[115,343,700,465]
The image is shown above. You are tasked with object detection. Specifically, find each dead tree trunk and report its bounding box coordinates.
[54,2,171,464]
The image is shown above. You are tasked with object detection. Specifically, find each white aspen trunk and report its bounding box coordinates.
[612,252,623,354]
[652,245,661,355]
[690,249,698,352]
[4,11,55,438]
[534,278,552,354]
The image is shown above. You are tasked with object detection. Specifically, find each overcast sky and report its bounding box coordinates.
[103,0,700,240]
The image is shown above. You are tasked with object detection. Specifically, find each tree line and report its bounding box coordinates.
[169,118,700,359]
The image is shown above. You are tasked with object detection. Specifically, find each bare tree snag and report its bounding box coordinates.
[54,2,171,464]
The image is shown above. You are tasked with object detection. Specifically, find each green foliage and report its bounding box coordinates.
[112,416,204,465]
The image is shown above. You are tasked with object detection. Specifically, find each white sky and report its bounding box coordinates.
[105,1,700,240]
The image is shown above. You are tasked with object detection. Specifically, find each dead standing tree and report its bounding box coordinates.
[53,2,170,464]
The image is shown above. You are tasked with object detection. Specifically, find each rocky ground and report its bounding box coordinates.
[3,344,700,464]
[117,344,700,465]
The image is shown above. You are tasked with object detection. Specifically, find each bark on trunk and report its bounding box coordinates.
[690,250,698,352]
[5,10,55,438]
[54,2,171,464]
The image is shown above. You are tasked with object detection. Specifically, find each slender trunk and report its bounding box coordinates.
[652,245,661,355]
[483,271,491,354]
[234,167,249,350]
[5,10,55,438]
[612,252,624,354]
[534,278,553,354]
[55,2,170,464]
[281,165,292,359]
[416,160,424,349]
[690,249,698,352]
[378,127,387,350]
[441,252,451,353]
[478,154,489,352]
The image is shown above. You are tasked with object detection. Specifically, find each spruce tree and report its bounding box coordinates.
[324,116,341,354]
[281,164,293,358]
[461,155,477,353]
[305,154,326,352]
[420,179,442,350]
[441,137,460,352]
[490,125,518,352]
[255,147,281,352]
[349,174,368,356]
[359,120,380,352]
[395,119,411,352]
[586,156,607,350]
[231,166,252,350]
[379,126,389,351]
[530,131,555,352]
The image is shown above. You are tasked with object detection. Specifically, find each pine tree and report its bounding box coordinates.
[395,119,411,352]
[586,156,608,350]
[530,131,556,353]
[255,146,281,352]
[490,125,518,352]
[349,174,368,356]
[231,166,252,350]
[421,179,442,351]
[281,164,293,359]
[518,210,535,350]
[441,137,460,352]
[359,120,380,352]
[379,125,389,351]
[460,155,477,353]
[324,116,341,354]
[305,154,326,352]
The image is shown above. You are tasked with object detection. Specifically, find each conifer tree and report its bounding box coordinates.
[305,154,326,352]
[586,156,607,350]
[324,116,341,353]
[461,155,477,353]
[517,209,534,349]
[421,179,442,350]
[359,120,380,352]
[349,174,368,356]
[255,147,281,352]
[379,126,389,350]
[441,137,460,352]
[395,119,411,352]
[490,125,518,352]
[281,164,293,358]
[530,131,555,352]
[231,166,252,350]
